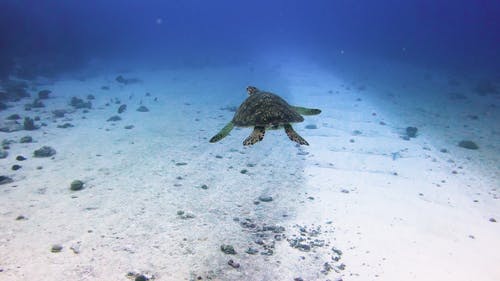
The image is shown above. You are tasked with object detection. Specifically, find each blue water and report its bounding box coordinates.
[1,1,499,280]
[1,0,498,78]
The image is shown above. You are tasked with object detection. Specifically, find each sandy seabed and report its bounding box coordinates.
[0,58,499,281]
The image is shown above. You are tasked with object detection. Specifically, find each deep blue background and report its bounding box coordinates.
[0,0,498,78]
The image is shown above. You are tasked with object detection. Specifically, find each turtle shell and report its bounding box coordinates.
[232,91,304,127]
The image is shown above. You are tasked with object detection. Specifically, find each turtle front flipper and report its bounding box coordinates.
[243,126,265,146]
[284,124,309,145]
[210,122,235,143]
[292,106,321,116]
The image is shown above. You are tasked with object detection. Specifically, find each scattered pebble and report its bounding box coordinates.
[70,180,85,191]
[135,274,149,281]
[19,136,33,143]
[70,97,92,109]
[24,117,38,130]
[489,218,497,223]
[221,244,236,255]
[305,124,317,129]
[34,146,56,157]
[175,162,187,166]
[6,114,21,120]
[240,169,248,174]
[458,140,479,150]
[15,215,26,220]
[137,106,149,112]
[0,176,13,186]
[258,195,273,202]
[51,109,67,118]
[11,164,21,171]
[38,90,51,99]
[16,155,27,161]
[176,210,195,219]
[245,247,258,255]
[228,259,240,268]
[406,126,418,138]
[199,184,208,190]
[51,244,63,253]
[118,104,127,114]
[107,115,122,122]
[57,123,74,128]
[124,125,134,129]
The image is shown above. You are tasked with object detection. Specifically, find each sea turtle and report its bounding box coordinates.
[210,86,321,146]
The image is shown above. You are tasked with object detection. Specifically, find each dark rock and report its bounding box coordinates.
[475,80,497,95]
[0,121,23,132]
[87,94,95,100]
[70,97,92,109]
[258,195,273,202]
[1,80,30,101]
[245,248,258,255]
[406,126,418,138]
[136,105,149,112]
[23,117,38,130]
[124,125,134,129]
[11,164,21,171]
[51,244,63,253]
[101,86,109,90]
[116,75,141,85]
[52,109,67,118]
[240,169,248,174]
[70,180,84,191]
[34,146,56,157]
[0,175,13,185]
[57,123,74,129]
[175,162,187,166]
[19,136,33,143]
[16,215,26,220]
[6,114,21,120]
[107,115,122,122]
[200,184,208,190]
[458,140,478,150]
[16,155,27,161]
[31,99,45,108]
[228,259,240,268]
[489,218,496,223]
[135,275,149,281]
[221,244,236,255]
[118,104,127,114]
[305,124,317,129]
[38,90,51,99]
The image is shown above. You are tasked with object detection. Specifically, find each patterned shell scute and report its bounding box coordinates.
[232,92,304,127]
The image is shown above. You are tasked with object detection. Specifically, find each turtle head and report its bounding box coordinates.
[246,86,259,95]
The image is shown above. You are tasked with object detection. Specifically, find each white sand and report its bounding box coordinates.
[0,57,498,281]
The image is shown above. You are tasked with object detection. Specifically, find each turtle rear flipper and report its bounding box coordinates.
[243,126,265,146]
[292,106,321,116]
[210,122,234,143]
[284,124,309,145]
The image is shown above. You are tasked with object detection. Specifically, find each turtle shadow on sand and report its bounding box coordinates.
[210,86,321,146]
